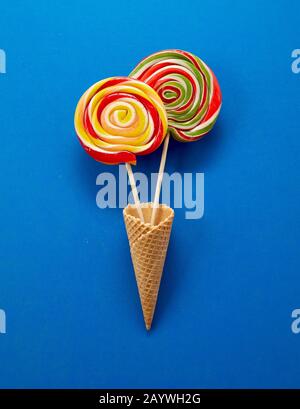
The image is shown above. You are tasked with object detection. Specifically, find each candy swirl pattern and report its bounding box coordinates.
[130,50,222,142]
[74,77,168,164]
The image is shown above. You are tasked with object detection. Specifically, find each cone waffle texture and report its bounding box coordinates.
[123,203,174,330]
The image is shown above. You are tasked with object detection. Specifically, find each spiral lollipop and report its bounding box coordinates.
[74,77,168,221]
[130,49,222,142]
[74,77,168,165]
[130,50,222,224]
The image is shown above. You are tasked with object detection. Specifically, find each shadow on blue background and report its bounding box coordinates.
[0,0,300,388]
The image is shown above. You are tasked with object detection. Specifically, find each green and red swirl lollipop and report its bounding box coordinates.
[130,49,222,142]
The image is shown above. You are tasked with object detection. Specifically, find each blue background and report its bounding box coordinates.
[0,0,299,388]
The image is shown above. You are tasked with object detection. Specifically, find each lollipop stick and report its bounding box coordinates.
[151,133,170,225]
[125,163,145,222]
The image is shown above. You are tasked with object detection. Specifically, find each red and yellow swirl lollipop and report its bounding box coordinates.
[130,49,222,142]
[74,77,168,165]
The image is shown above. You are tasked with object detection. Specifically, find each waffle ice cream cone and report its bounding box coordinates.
[123,203,174,330]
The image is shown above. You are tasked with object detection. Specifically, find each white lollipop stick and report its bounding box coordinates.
[150,133,170,225]
[125,163,145,223]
